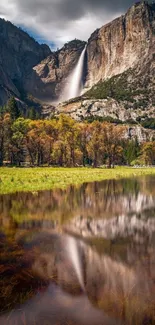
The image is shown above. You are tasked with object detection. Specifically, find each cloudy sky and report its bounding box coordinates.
[0,0,136,49]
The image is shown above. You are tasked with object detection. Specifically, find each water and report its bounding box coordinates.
[1,176,155,324]
[66,236,85,292]
[62,45,86,101]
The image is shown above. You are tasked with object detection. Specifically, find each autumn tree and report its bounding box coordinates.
[1,109,154,169]
[25,120,55,166]
[11,118,30,166]
[0,113,11,165]
[52,114,81,166]
[78,122,90,166]
[43,119,58,165]
[87,121,104,167]
[141,142,155,165]
[102,123,125,168]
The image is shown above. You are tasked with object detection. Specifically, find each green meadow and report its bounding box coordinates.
[0,167,155,195]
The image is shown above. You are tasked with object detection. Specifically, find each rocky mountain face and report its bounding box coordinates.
[56,97,154,123]
[85,1,155,89]
[27,40,86,102]
[0,18,86,105]
[35,1,155,104]
[0,18,51,106]
[55,2,155,126]
[0,1,155,126]
[55,97,155,142]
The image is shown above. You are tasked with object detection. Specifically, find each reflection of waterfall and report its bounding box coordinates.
[25,232,155,325]
[30,233,85,292]
[62,45,86,101]
[67,236,85,291]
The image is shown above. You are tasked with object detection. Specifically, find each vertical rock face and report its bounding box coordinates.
[0,19,51,79]
[0,18,51,105]
[0,18,86,104]
[33,0,155,103]
[85,2,155,89]
[0,66,20,104]
[29,40,86,101]
[0,2,154,110]
[55,2,155,127]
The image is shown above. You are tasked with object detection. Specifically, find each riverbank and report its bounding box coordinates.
[0,167,155,195]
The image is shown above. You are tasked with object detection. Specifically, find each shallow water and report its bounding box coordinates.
[0,176,155,325]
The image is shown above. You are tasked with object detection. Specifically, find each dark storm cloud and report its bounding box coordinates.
[0,0,138,46]
[15,0,135,24]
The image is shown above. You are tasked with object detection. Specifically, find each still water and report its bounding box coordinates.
[0,176,155,325]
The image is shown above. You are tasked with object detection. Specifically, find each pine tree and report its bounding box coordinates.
[7,97,21,121]
[28,107,36,120]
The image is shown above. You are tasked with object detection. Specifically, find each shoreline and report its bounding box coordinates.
[0,166,155,195]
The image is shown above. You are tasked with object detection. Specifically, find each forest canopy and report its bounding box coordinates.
[0,97,154,168]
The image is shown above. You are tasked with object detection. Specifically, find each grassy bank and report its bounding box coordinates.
[0,167,155,195]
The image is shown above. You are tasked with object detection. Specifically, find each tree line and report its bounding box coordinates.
[0,97,155,167]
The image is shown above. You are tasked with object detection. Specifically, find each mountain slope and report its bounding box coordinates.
[0,18,85,105]
[55,2,155,126]
[0,18,51,105]
[85,1,155,89]
[26,40,86,102]
[0,1,154,118]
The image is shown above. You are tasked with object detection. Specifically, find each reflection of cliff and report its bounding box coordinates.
[67,213,155,243]
[85,243,155,324]
[0,232,119,325]
[1,177,155,324]
[0,177,155,229]
[22,232,155,325]
[0,227,155,325]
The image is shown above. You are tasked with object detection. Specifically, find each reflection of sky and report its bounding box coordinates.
[0,284,115,325]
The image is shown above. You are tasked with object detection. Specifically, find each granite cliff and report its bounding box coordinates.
[56,2,155,125]
[0,1,155,123]
[85,1,155,89]
[0,18,51,106]
[0,17,85,105]
[37,1,155,104]
[27,40,86,102]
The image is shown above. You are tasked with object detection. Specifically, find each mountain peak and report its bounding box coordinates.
[0,2,154,118]
[0,17,51,105]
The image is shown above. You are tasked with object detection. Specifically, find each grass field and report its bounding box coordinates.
[0,167,155,195]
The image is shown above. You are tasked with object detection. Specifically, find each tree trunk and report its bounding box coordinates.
[0,147,4,166]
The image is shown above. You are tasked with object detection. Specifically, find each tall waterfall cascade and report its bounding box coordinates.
[61,45,87,101]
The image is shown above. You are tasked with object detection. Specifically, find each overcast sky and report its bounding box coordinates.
[0,0,137,49]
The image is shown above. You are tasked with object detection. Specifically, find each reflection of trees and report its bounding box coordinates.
[0,177,155,231]
[67,213,155,245]
[0,226,155,324]
[0,233,45,313]
[1,177,155,324]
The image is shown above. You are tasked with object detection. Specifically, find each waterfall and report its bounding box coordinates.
[61,45,86,101]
